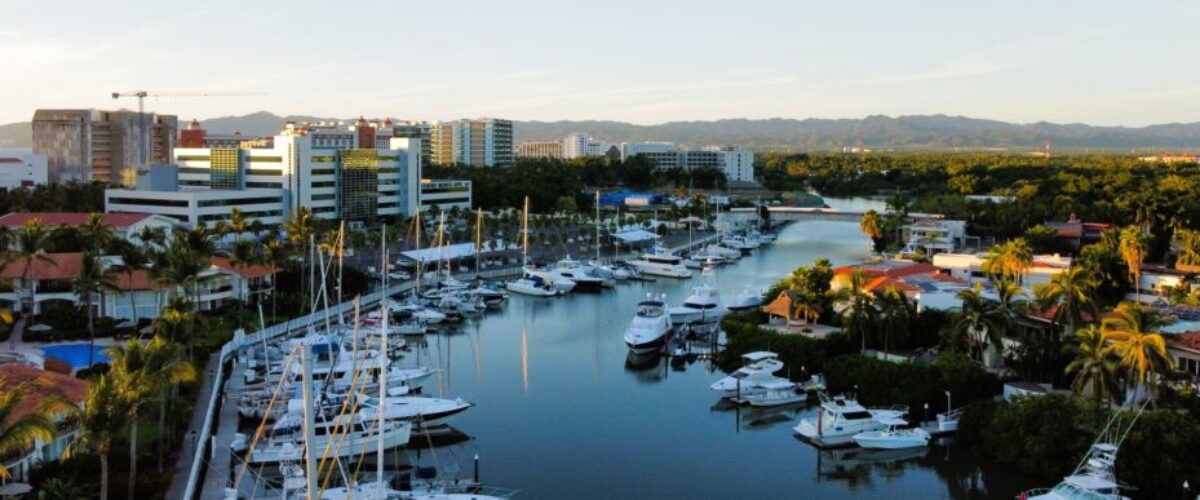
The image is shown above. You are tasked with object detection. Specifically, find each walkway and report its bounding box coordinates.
[164,352,222,499]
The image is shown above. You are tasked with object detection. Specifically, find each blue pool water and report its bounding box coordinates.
[42,344,110,368]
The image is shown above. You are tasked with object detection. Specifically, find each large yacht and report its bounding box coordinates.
[669,267,726,326]
[793,394,907,440]
[522,266,577,293]
[554,256,612,290]
[709,351,787,397]
[624,296,673,353]
[629,249,692,279]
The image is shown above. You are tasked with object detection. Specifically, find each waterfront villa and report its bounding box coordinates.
[0,363,89,482]
[931,252,1071,289]
[0,252,275,320]
[899,219,969,256]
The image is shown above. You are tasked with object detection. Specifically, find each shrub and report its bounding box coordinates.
[822,353,1001,415]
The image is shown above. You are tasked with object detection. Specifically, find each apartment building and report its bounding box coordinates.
[620,142,756,181]
[516,140,564,159]
[32,109,177,185]
[430,118,513,166]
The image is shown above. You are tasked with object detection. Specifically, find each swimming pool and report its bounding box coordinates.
[41,344,110,369]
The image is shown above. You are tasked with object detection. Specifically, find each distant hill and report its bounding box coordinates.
[2,111,1199,150]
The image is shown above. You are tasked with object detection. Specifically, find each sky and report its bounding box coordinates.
[2,0,1199,126]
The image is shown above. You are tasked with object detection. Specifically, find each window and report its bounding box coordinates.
[176,155,210,161]
[248,156,282,162]
[247,169,282,176]
[198,197,281,208]
[108,197,189,208]
[313,206,336,214]
[246,182,282,189]
[312,181,336,188]
[311,155,336,163]
[312,193,335,201]
[179,167,210,175]
[210,148,242,190]
[181,180,211,187]
[311,168,335,176]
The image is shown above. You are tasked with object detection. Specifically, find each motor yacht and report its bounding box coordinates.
[624,295,673,354]
[554,256,611,291]
[506,275,560,297]
[629,249,692,279]
[744,380,807,407]
[852,418,930,449]
[793,395,907,440]
[232,414,412,464]
[522,266,577,293]
[709,351,787,397]
[705,244,742,260]
[670,267,726,325]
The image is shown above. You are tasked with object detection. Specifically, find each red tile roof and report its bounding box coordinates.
[834,261,940,280]
[1170,332,1200,352]
[113,269,155,291]
[0,364,89,426]
[0,252,83,281]
[0,212,155,230]
[864,276,922,293]
[212,257,277,279]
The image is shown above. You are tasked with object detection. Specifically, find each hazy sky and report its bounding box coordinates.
[3,1,1199,126]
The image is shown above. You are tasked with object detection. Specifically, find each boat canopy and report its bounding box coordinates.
[742,351,779,362]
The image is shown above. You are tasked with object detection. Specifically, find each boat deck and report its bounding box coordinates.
[797,422,957,449]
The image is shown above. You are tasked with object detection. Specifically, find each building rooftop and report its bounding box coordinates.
[0,364,89,426]
[0,212,155,230]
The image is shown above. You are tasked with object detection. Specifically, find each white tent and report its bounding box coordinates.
[612,229,657,243]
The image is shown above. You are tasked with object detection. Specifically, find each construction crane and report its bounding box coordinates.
[109,90,266,182]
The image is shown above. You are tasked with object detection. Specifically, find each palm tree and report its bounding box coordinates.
[228,207,248,242]
[111,242,149,331]
[72,251,117,367]
[875,287,916,357]
[1101,302,1174,400]
[0,379,60,480]
[1034,265,1097,336]
[1175,228,1200,270]
[1004,238,1033,285]
[1119,226,1148,302]
[286,207,316,313]
[135,225,166,249]
[228,240,258,326]
[947,285,1008,363]
[64,374,128,500]
[33,477,88,500]
[832,270,876,353]
[79,213,115,254]
[859,210,884,252]
[1064,325,1120,406]
[261,239,289,319]
[789,291,822,329]
[106,337,196,498]
[13,219,55,319]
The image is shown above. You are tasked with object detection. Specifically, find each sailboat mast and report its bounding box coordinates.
[522,196,529,266]
[337,221,345,310]
[436,213,445,278]
[594,191,600,262]
[475,208,483,277]
[300,345,317,498]
[377,295,388,488]
[415,210,422,294]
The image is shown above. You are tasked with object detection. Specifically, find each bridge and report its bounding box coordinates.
[726,206,943,223]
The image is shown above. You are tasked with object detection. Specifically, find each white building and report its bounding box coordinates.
[0,149,49,188]
[932,252,1071,289]
[106,188,286,230]
[419,179,472,212]
[901,219,968,255]
[620,142,755,181]
[0,212,179,247]
[563,133,610,159]
[620,142,680,168]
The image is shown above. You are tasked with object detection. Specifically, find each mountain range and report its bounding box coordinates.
[2,111,1199,150]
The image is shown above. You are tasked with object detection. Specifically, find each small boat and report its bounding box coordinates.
[554,256,611,291]
[852,418,930,449]
[727,289,763,311]
[709,351,787,397]
[468,283,509,307]
[624,295,673,354]
[523,266,577,293]
[506,275,560,297]
[589,261,630,281]
[629,249,692,279]
[794,394,907,440]
[744,380,807,407]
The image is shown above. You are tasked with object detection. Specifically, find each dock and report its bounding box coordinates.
[797,422,957,449]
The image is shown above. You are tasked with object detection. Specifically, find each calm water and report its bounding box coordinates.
[404,197,1036,499]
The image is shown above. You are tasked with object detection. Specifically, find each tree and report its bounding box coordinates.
[1063,325,1120,405]
[228,239,258,326]
[64,374,128,500]
[71,251,117,367]
[831,270,875,353]
[78,213,115,254]
[261,238,289,319]
[111,242,149,331]
[946,285,1008,363]
[1101,302,1174,400]
[859,209,884,252]
[106,337,196,497]
[1034,265,1097,336]
[228,207,248,242]
[0,379,61,480]
[286,207,316,313]
[13,219,56,318]
[875,287,916,357]
[1118,226,1148,302]
[1175,228,1200,269]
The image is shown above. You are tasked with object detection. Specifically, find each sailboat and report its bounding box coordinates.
[507,197,560,297]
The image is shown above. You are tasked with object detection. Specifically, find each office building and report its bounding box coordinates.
[515,140,564,159]
[419,179,473,212]
[32,109,177,185]
[430,118,513,166]
[0,150,49,188]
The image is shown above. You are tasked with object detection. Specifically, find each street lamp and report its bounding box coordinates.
[924,403,929,423]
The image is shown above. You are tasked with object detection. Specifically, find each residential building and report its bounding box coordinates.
[430,118,513,166]
[620,142,679,168]
[516,140,564,159]
[0,149,49,188]
[931,252,1071,289]
[420,179,472,212]
[563,133,610,159]
[900,219,968,255]
[108,119,422,229]
[619,142,756,181]
[32,108,178,185]
[0,212,179,246]
[1045,215,1113,250]
[0,364,89,483]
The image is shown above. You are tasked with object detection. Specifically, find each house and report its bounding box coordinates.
[1168,332,1200,381]
[900,219,968,255]
[0,212,180,247]
[931,252,1071,289]
[830,259,969,312]
[1130,265,1193,305]
[0,253,275,319]
[762,290,821,325]
[0,364,89,482]
[1045,214,1113,251]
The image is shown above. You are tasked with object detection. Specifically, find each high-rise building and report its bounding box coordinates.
[107,119,421,230]
[563,133,610,159]
[32,109,177,185]
[515,140,564,159]
[430,118,513,166]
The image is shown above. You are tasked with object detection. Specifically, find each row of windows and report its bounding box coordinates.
[198,210,282,222]
[380,178,399,185]
[311,155,336,163]
[311,169,335,176]
[109,197,189,208]
[247,182,282,189]
[179,167,210,175]
[312,193,335,201]
[247,168,282,176]
[181,180,211,187]
[248,156,282,163]
[379,202,397,209]
[312,181,336,188]
[176,155,210,161]
[421,186,470,194]
[313,206,336,214]
[198,196,282,208]
[425,196,470,205]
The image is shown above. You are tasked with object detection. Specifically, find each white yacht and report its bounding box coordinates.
[589,261,631,281]
[852,418,930,449]
[506,275,560,297]
[390,302,446,325]
[744,379,807,407]
[522,266,577,293]
[705,244,742,260]
[233,414,412,464]
[342,394,473,428]
[629,250,692,279]
[554,256,611,291]
[1020,406,1142,500]
[624,296,673,354]
[793,395,907,441]
[709,351,787,397]
[727,289,763,311]
[670,267,726,326]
